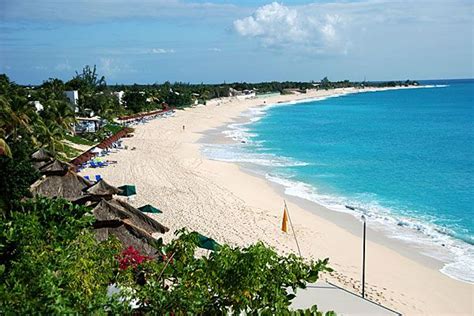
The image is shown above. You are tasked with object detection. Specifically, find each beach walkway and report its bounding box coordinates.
[291,281,400,315]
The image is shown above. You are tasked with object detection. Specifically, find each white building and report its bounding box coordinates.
[33,101,43,112]
[229,88,256,100]
[236,89,256,100]
[29,100,43,112]
[74,117,102,134]
[64,90,79,109]
[113,91,125,105]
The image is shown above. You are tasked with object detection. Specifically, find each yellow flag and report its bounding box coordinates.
[281,207,288,233]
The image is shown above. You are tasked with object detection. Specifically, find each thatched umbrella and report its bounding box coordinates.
[39,159,70,176]
[92,199,169,257]
[33,160,52,170]
[109,199,169,234]
[30,170,93,201]
[31,148,54,170]
[31,148,53,162]
[86,179,121,199]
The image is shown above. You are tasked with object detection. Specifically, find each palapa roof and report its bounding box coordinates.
[94,222,159,257]
[92,198,169,257]
[39,159,70,176]
[93,199,169,234]
[86,179,122,196]
[111,199,169,233]
[93,199,129,221]
[33,160,52,170]
[31,148,53,162]
[30,170,93,201]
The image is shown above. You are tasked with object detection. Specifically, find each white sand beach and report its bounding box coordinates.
[80,88,473,315]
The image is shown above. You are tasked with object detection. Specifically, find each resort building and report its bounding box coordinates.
[74,116,104,134]
[228,88,256,99]
[64,90,79,111]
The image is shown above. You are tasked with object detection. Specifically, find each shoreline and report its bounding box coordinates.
[80,87,473,315]
[200,129,446,273]
[199,87,473,283]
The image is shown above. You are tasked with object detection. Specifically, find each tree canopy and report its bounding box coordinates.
[0,197,335,315]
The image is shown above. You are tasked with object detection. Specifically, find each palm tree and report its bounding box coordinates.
[0,95,34,141]
[39,78,66,101]
[95,93,121,121]
[42,99,76,133]
[0,138,12,158]
[35,120,65,156]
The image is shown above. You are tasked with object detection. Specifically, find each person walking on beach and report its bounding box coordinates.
[182,125,185,131]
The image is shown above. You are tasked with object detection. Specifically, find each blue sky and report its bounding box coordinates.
[1,0,473,84]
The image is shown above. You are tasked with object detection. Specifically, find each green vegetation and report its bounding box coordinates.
[103,123,124,134]
[1,74,72,160]
[0,140,39,213]
[0,65,419,162]
[78,123,125,144]
[115,229,333,314]
[112,78,419,107]
[64,134,96,146]
[0,198,121,314]
[66,65,123,120]
[62,143,82,160]
[0,196,334,314]
[318,77,419,90]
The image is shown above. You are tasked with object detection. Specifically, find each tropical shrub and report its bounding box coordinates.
[0,198,121,314]
[0,139,38,214]
[0,197,335,315]
[116,229,334,315]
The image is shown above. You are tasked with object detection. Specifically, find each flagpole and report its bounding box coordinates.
[284,200,302,257]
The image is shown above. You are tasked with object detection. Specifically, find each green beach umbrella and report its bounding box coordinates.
[139,204,162,214]
[196,233,220,251]
[118,184,137,196]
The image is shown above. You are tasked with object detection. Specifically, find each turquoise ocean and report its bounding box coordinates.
[202,80,473,283]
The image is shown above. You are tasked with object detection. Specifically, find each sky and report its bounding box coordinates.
[0,0,473,84]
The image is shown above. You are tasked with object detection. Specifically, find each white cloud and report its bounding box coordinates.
[233,0,473,55]
[208,48,222,52]
[150,48,175,54]
[233,2,348,54]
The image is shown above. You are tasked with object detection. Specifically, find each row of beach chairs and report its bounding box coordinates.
[90,161,108,168]
[84,175,102,182]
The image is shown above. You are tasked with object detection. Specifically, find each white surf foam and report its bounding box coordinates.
[202,83,472,284]
[264,174,474,284]
[202,144,308,167]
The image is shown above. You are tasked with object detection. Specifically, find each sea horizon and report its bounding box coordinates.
[3,0,473,313]
[202,80,474,284]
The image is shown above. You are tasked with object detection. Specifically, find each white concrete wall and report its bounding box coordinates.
[65,90,79,106]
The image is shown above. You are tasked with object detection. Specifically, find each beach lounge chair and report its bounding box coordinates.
[95,175,102,182]
[84,175,91,181]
